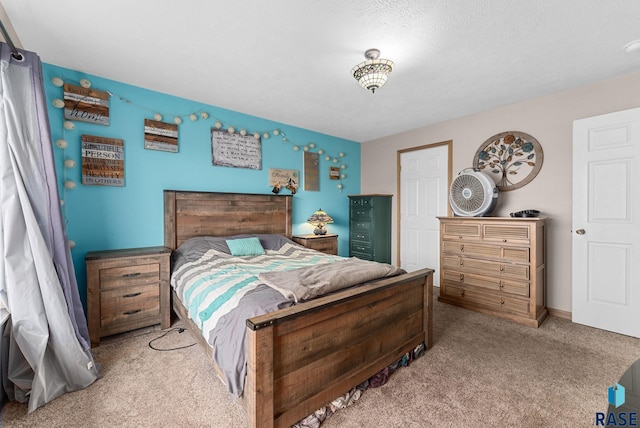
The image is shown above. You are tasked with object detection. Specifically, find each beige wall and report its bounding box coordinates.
[361,71,640,313]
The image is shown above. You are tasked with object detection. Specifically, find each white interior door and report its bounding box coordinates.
[573,107,640,338]
[399,143,449,286]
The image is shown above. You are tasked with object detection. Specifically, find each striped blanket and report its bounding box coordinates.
[171,243,344,339]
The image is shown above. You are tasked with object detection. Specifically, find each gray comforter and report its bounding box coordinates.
[258,257,405,302]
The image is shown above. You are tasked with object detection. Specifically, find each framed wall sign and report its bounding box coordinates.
[63,83,110,126]
[473,131,543,191]
[81,134,124,186]
[269,168,298,186]
[304,151,319,191]
[211,128,262,170]
[144,119,178,152]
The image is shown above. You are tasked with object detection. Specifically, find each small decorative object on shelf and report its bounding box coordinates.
[307,208,334,235]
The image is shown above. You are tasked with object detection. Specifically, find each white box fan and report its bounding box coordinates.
[449,168,498,217]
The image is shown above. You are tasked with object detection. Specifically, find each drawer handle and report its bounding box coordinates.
[122,272,141,278]
[459,259,464,266]
[499,282,504,289]
[503,239,507,243]
[123,292,142,298]
[460,244,464,252]
[500,298,505,305]
[500,267,504,272]
[123,309,142,315]
[459,274,464,282]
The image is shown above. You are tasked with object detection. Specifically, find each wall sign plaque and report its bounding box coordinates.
[63,83,110,126]
[473,131,543,191]
[304,151,319,191]
[81,135,124,186]
[211,128,262,170]
[144,119,178,152]
[269,168,298,186]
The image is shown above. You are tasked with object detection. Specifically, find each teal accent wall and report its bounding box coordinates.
[42,64,361,309]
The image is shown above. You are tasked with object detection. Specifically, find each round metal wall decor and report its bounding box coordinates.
[472,131,543,191]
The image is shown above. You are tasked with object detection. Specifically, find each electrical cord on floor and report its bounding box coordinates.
[148,327,196,351]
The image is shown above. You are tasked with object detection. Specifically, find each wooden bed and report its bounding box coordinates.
[164,190,434,428]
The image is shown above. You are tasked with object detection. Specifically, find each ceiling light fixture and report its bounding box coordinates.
[351,48,394,94]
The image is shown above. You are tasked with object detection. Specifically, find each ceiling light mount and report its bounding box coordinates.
[351,48,394,94]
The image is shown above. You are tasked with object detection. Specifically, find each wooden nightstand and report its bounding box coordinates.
[86,246,171,347]
[292,234,338,255]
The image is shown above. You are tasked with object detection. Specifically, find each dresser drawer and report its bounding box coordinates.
[350,197,373,207]
[350,241,372,254]
[350,230,371,243]
[350,220,371,231]
[442,222,481,241]
[99,263,160,289]
[350,207,372,220]
[443,241,529,262]
[441,283,530,315]
[482,224,531,245]
[443,270,529,297]
[443,256,530,281]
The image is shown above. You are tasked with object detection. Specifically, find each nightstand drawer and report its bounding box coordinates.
[100,283,160,329]
[99,263,160,289]
[291,234,338,255]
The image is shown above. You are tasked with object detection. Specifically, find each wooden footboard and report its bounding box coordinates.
[244,268,433,428]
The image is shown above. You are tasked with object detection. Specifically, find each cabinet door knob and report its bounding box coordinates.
[459,274,464,282]
[460,244,464,252]
[576,228,586,235]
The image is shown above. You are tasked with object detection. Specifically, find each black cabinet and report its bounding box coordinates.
[348,195,392,263]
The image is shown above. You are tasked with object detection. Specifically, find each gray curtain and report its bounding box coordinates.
[0,43,98,412]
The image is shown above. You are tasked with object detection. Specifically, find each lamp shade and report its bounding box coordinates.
[351,48,394,94]
[307,208,334,235]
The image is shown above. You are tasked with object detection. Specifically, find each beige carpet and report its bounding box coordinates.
[2,293,639,428]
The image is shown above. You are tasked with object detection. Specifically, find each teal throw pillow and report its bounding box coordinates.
[226,237,265,256]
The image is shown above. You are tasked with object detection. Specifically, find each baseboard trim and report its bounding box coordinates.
[548,307,571,320]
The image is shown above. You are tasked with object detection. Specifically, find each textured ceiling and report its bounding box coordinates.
[2,0,640,142]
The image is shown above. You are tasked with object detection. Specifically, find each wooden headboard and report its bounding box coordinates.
[163,190,293,250]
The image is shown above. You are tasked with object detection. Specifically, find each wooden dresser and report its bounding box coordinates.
[348,194,392,263]
[86,246,171,346]
[437,217,547,327]
[292,234,338,255]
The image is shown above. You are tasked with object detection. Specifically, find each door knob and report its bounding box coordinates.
[576,228,586,235]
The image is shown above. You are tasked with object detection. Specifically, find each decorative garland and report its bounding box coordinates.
[48,75,350,243]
